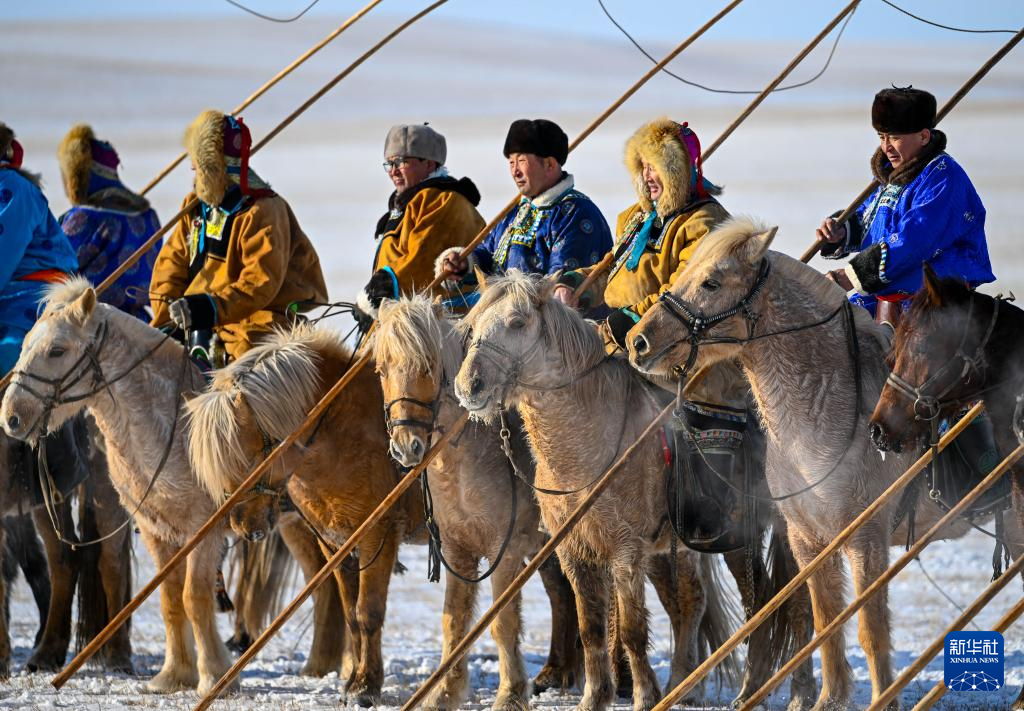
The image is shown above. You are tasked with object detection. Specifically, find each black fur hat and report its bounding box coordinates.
[872,86,936,134]
[502,118,569,165]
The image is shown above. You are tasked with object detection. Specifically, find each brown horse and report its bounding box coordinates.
[2,279,233,694]
[188,325,421,706]
[454,272,812,711]
[374,294,584,709]
[0,424,132,676]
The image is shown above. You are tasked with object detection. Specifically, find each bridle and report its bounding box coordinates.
[884,294,1000,422]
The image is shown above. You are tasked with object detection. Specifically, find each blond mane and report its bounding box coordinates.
[374,295,461,380]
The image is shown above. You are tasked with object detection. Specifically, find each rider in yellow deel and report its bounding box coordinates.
[150,110,327,362]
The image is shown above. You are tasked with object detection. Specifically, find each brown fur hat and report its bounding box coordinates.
[625,118,694,218]
[58,124,99,204]
[184,109,229,206]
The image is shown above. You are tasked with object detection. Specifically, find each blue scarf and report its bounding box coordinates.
[625,208,658,271]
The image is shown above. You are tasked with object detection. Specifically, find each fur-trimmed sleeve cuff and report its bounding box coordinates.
[847,242,888,294]
[434,246,475,283]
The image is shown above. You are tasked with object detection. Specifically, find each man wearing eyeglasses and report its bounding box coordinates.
[354,123,484,331]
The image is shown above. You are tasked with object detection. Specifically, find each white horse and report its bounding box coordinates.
[1,279,233,694]
[627,217,1024,710]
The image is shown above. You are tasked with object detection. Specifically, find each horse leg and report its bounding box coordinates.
[606,596,632,699]
[279,518,344,677]
[0,519,10,679]
[323,539,361,688]
[534,552,580,693]
[560,554,614,711]
[845,524,895,710]
[723,545,773,702]
[489,550,529,711]
[86,469,133,672]
[4,512,50,649]
[347,525,398,707]
[141,530,198,692]
[26,503,78,672]
[184,535,234,695]
[423,549,478,711]
[788,526,852,711]
[647,551,703,697]
[610,555,661,711]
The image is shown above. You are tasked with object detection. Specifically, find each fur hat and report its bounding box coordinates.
[872,86,936,134]
[384,124,446,164]
[57,124,123,205]
[625,118,719,218]
[503,119,569,165]
[184,110,267,206]
[0,123,24,169]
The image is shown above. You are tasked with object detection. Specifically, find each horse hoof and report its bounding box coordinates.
[146,669,198,693]
[25,649,65,673]
[533,664,574,694]
[197,674,239,697]
[226,632,252,655]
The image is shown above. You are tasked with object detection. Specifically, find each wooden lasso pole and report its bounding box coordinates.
[573,0,861,297]
[738,441,1024,710]
[139,0,385,196]
[800,25,1024,263]
[2,0,444,394]
[48,1,449,688]
[911,595,1024,710]
[649,402,984,711]
[53,0,742,690]
[192,411,471,711]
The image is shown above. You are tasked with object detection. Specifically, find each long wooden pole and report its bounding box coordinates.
[2,0,445,394]
[400,400,677,711]
[739,442,1024,709]
[192,411,470,711]
[574,0,860,298]
[911,595,1024,710]
[139,0,385,196]
[650,402,984,710]
[53,0,743,690]
[800,25,1024,263]
[51,6,448,682]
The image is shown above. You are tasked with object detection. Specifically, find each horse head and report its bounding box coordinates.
[869,264,988,452]
[455,269,600,418]
[373,295,456,467]
[628,218,778,380]
[2,278,105,445]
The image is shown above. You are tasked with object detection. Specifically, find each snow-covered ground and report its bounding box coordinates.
[3,4,1024,709]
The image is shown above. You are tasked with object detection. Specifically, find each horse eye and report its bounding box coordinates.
[701,279,721,291]
[48,347,66,358]
[509,317,526,330]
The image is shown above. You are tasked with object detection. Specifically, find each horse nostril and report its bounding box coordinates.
[411,439,423,457]
[869,422,885,448]
[632,333,649,356]
[469,375,484,397]
[7,415,20,432]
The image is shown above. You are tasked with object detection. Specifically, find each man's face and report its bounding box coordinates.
[878,129,930,169]
[641,159,664,203]
[385,156,435,192]
[508,152,558,199]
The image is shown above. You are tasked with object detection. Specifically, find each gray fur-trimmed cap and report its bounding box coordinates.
[383,123,446,164]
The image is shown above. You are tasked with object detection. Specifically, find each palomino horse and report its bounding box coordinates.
[454,272,813,711]
[0,424,132,676]
[187,325,421,706]
[1,279,233,694]
[627,217,1024,710]
[374,294,584,709]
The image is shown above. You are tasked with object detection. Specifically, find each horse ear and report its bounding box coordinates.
[922,263,943,305]
[747,225,778,263]
[473,265,488,290]
[69,287,97,325]
[540,270,562,300]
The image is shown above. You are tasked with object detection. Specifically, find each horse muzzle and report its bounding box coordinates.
[869,421,903,453]
[389,435,425,468]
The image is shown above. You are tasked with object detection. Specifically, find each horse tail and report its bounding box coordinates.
[74,487,110,656]
[225,529,295,652]
[697,552,742,688]
[187,331,324,500]
[763,519,804,676]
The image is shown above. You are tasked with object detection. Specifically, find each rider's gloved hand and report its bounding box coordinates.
[168,294,217,331]
[605,307,640,350]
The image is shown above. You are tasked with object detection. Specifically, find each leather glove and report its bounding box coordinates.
[353,306,374,334]
[168,294,217,331]
[606,307,640,350]
[363,269,398,311]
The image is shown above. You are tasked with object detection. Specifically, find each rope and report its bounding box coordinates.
[598,0,856,94]
[223,0,323,23]
[879,0,1018,34]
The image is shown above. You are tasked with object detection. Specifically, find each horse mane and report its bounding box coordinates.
[41,276,96,322]
[374,295,462,381]
[187,324,350,498]
[679,215,774,282]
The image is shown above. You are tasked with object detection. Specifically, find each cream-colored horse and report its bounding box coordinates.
[1,279,233,694]
[627,217,1024,710]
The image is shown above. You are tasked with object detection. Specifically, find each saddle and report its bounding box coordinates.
[666,400,761,553]
[10,414,92,508]
[927,409,1010,517]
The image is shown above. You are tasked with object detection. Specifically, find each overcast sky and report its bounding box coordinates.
[8,0,1023,44]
